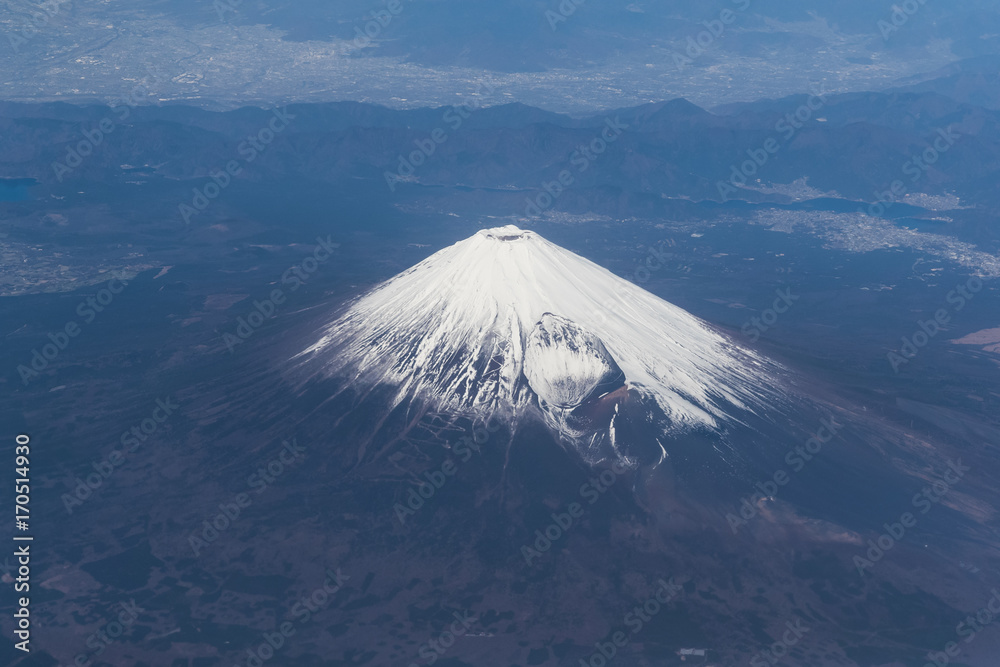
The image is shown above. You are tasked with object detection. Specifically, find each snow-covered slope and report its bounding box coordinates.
[523,312,625,411]
[296,225,783,436]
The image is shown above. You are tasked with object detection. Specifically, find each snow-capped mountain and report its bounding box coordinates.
[296,225,785,461]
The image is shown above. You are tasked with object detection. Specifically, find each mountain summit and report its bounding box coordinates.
[297,225,783,462]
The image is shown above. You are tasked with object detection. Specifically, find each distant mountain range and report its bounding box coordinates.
[2,67,999,215]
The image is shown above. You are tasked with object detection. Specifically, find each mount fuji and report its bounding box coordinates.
[163,225,999,666]
[294,225,787,465]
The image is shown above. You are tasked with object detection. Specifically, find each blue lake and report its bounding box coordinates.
[0,178,36,201]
